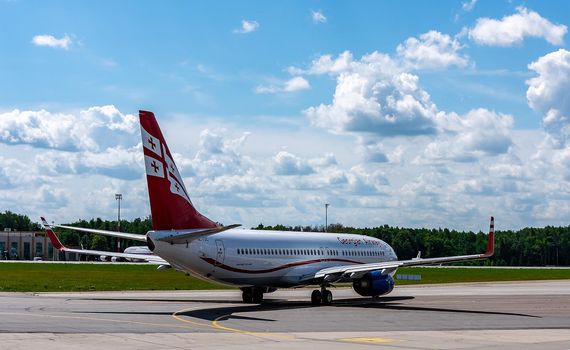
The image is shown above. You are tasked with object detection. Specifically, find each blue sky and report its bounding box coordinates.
[1,0,570,231]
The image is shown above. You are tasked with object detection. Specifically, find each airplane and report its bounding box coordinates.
[42,110,495,306]
[104,246,152,262]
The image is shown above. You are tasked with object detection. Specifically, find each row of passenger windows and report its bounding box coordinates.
[236,248,385,257]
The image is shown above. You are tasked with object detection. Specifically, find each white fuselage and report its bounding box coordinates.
[148,228,398,287]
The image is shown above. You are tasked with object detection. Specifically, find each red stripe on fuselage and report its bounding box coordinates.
[200,257,362,274]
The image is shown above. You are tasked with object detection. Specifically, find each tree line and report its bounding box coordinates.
[2,210,569,266]
[253,223,570,266]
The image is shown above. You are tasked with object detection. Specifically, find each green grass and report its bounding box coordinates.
[0,263,569,292]
[395,267,570,285]
[0,263,229,292]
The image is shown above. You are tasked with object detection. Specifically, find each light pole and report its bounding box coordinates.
[325,203,330,232]
[115,193,122,252]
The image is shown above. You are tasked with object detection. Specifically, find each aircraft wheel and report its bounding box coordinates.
[311,290,322,306]
[322,290,333,305]
[242,288,253,303]
[252,289,264,303]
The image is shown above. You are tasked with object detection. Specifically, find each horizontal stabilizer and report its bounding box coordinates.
[53,224,146,242]
[156,224,241,244]
[41,217,167,265]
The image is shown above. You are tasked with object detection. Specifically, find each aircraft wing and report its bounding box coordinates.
[41,218,168,266]
[51,222,146,242]
[315,217,495,281]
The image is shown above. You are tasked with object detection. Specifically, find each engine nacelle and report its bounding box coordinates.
[352,271,395,297]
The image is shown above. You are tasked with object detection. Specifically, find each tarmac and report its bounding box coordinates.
[1,280,569,349]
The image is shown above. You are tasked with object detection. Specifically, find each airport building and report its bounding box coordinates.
[0,230,57,261]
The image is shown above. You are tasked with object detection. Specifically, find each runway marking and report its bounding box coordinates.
[171,307,225,331]
[171,307,292,341]
[338,337,400,344]
[211,313,294,340]
[0,311,200,331]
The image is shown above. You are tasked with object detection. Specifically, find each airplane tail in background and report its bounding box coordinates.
[140,110,218,230]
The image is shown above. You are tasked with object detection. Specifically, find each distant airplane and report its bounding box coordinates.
[42,110,494,305]
[103,246,152,262]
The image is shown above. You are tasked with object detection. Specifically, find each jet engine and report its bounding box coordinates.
[352,271,395,297]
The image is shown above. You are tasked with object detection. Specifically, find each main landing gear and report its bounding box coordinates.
[311,286,333,306]
[241,287,264,304]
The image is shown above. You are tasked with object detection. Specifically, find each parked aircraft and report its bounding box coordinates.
[42,110,494,305]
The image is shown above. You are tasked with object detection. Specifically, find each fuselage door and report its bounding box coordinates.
[215,239,225,266]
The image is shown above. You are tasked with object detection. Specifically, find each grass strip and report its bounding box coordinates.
[395,267,570,284]
[0,263,229,292]
[0,263,568,292]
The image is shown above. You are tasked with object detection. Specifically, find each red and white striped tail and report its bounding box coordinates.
[140,110,218,230]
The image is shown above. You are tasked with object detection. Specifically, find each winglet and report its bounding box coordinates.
[485,216,494,257]
[40,217,65,250]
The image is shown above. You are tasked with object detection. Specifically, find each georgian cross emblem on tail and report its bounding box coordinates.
[141,126,192,205]
[139,110,218,230]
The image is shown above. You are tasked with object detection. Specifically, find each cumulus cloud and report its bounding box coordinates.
[0,105,137,152]
[273,151,315,175]
[469,7,567,46]
[190,129,252,177]
[255,76,310,94]
[397,31,470,70]
[234,20,259,34]
[31,34,72,49]
[0,156,42,189]
[422,109,514,162]
[34,145,143,181]
[346,166,388,195]
[302,52,439,137]
[527,49,570,148]
[311,10,327,24]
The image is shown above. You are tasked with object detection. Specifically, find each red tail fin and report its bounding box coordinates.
[41,217,64,250]
[140,110,218,230]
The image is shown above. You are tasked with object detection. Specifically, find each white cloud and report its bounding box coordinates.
[255,76,310,94]
[33,145,143,181]
[234,20,259,34]
[190,129,252,177]
[346,166,388,195]
[422,109,514,162]
[273,151,315,175]
[468,7,567,46]
[527,49,570,148]
[303,52,439,137]
[462,0,477,12]
[397,31,470,70]
[0,105,137,152]
[298,50,400,76]
[31,34,72,49]
[312,10,327,24]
